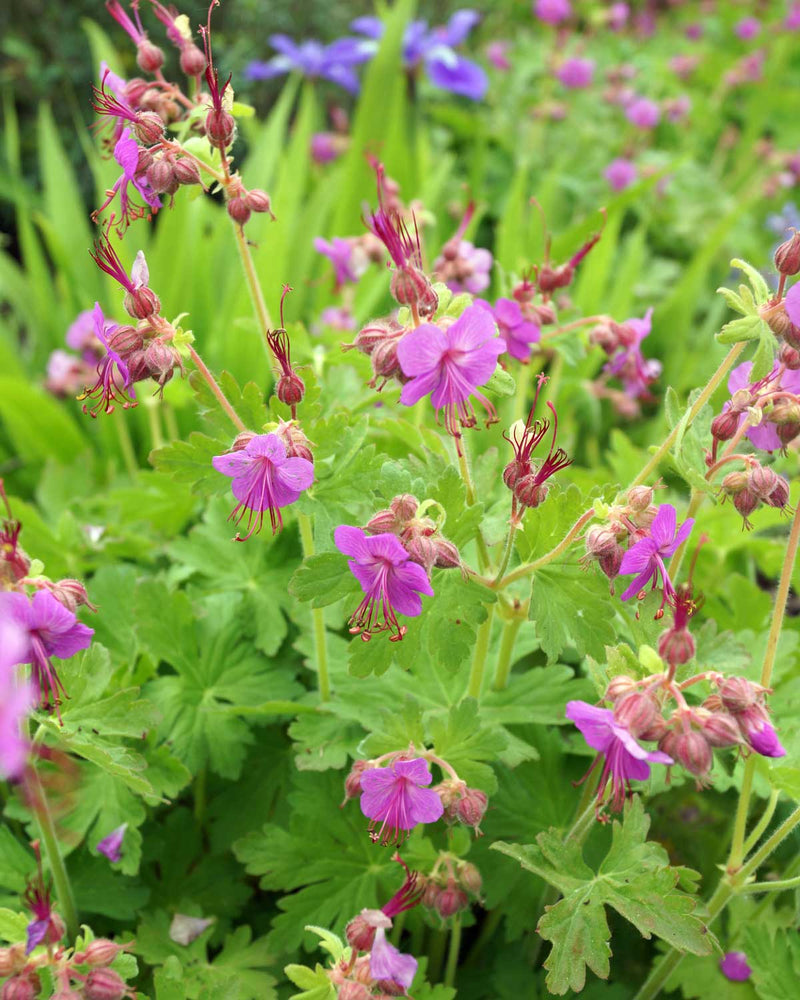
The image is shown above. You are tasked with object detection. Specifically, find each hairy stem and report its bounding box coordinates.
[629,342,746,489]
[232,221,273,342]
[457,436,491,571]
[492,522,518,587]
[492,616,524,691]
[444,914,462,988]
[467,604,495,700]
[187,345,245,432]
[737,874,800,894]
[114,408,138,476]
[743,789,779,856]
[298,513,331,702]
[498,508,595,588]
[28,765,78,942]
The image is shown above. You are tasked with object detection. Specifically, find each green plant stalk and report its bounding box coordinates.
[444,914,462,988]
[114,408,138,477]
[728,498,800,874]
[456,435,491,571]
[498,508,595,587]
[146,400,165,451]
[188,345,246,433]
[492,522,518,587]
[232,219,273,347]
[742,790,779,856]
[427,928,449,985]
[298,513,331,702]
[467,604,495,700]
[28,764,78,942]
[194,764,207,826]
[737,874,800,894]
[492,616,523,691]
[628,342,746,489]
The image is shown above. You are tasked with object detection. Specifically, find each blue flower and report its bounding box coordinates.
[244,35,373,93]
[351,9,488,100]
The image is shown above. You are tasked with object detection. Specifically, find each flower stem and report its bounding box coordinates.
[114,408,138,476]
[737,874,800,894]
[743,789,779,856]
[187,345,246,432]
[540,314,609,341]
[456,436,491,572]
[298,513,331,702]
[444,913,462,988]
[28,765,78,942]
[628,342,746,489]
[467,604,495,700]
[232,219,273,344]
[498,508,595,588]
[728,497,800,874]
[492,616,523,691]
[492,522,517,587]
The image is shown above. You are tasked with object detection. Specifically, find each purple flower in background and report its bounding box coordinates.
[244,35,372,93]
[725,362,800,453]
[370,928,418,991]
[360,757,444,844]
[533,0,572,25]
[351,11,488,100]
[314,236,366,287]
[396,304,506,439]
[66,309,109,355]
[335,526,433,641]
[604,157,638,191]
[608,3,630,31]
[486,40,511,71]
[736,706,786,758]
[566,700,673,812]
[720,952,752,982]
[24,876,59,955]
[437,241,493,295]
[664,96,691,122]
[213,433,314,540]
[0,621,33,782]
[604,307,661,399]
[310,132,347,165]
[766,202,800,236]
[735,17,761,41]
[77,303,136,417]
[0,590,94,720]
[787,4,800,30]
[476,298,540,361]
[318,306,356,332]
[625,96,660,129]
[555,57,594,88]
[97,823,128,863]
[618,504,694,602]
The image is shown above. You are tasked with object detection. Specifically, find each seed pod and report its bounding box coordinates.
[514,473,548,509]
[433,537,461,570]
[180,42,207,77]
[133,111,165,146]
[585,525,620,558]
[108,325,145,358]
[711,409,740,441]
[276,372,305,407]
[136,39,165,73]
[81,938,130,967]
[626,486,654,511]
[84,968,129,1000]
[599,547,624,580]
[718,676,760,714]
[227,196,251,226]
[456,787,488,832]
[173,158,202,186]
[732,486,760,522]
[205,108,235,148]
[774,232,800,275]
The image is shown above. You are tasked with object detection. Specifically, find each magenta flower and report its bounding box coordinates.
[533,0,571,26]
[97,823,128,864]
[476,298,540,361]
[371,928,418,991]
[555,57,594,89]
[486,40,511,71]
[735,17,761,41]
[78,303,135,417]
[95,128,161,231]
[334,526,433,640]
[314,236,365,287]
[737,709,786,758]
[720,952,752,982]
[0,621,33,782]
[787,4,800,30]
[604,307,661,399]
[24,854,62,954]
[0,590,94,720]
[441,241,493,295]
[212,433,314,540]
[604,157,638,191]
[618,504,694,603]
[725,362,800,453]
[396,304,506,439]
[359,757,444,844]
[784,281,800,326]
[566,701,673,812]
[625,96,660,129]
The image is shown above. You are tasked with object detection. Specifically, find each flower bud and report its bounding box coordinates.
[124,77,150,107]
[673,730,712,777]
[227,196,251,226]
[146,157,178,195]
[81,939,131,967]
[436,881,469,918]
[537,264,573,293]
[530,302,556,325]
[345,912,378,952]
[422,881,441,909]
[514,474,548,509]
[342,759,372,804]
[48,579,97,614]
[433,538,461,570]
[276,371,305,407]
[457,861,482,895]
[274,421,314,462]
[774,232,800,275]
[765,305,793,340]
[737,708,786,757]
[1,975,39,1000]
[765,475,791,509]
[245,189,276,217]
[626,485,654,512]
[584,525,619,558]
[123,287,161,321]
[748,464,778,500]
[435,778,467,821]
[697,709,741,748]
[588,320,619,354]
[711,410,740,441]
[143,339,180,388]
[365,509,398,535]
[613,691,659,737]
[599,547,624,580]
[136,38,165,73]
[205,108,236,148]
[638,713,668,743]
[124,349,150,384]
[345,319,403,356]
[108,324,145,358]
[733,486,760,522]
[779,342,800,369]
[84,968,129,1000]
[0,946,25,978]
[180,42,207,77]
[369,337,402,385]
[133,111,165,146]
[456,787,488,832]
[173,157,202,186]
[338,983,371,1000]
[658,728,679,761]
[502,459,523,490]
[718,676,760,714]
[405,535,438,573]
[605,675,638,702]
[658,626,695,667]
[390,267,438,318]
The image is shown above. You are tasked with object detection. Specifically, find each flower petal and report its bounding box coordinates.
[566,701,614,753]
[370,928,418,990]
[396,325,448,377]
[334,525,371,560]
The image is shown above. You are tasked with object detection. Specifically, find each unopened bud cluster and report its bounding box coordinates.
[719,459,791,529]
[583,486,658,581]
[419,854,482,919]
[365,495,461,574]
[0,939,133,1000]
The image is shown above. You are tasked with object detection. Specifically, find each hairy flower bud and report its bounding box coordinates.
[765,305,793,340]
[47,578,97,614]
[588,320,618,354]
[405,534,438,573]
[143,339,180,388]
[626,486,654,512]
[673,730,712,777]
[273,420,314,463]
[605,675,638,702]
[82,939,131,967]
[345,912,379,952]
[123,286,160,321]
[205,108,235,148]
[658,626,695,667]
[748,464,779,500]
[422,881,441,909]
[537,263,573,293]
[1,975,39,1000]
[718,676,760,714]
[342,759,373,804]
[433,538,461,569]
[457,861,482,894]
[180,42,207,77]
[711,409,740,442]
[136,38,165,73]
[133,111,165,146]
[585,525,620,558]
[369,337,402,386]
[0,946,25,978]
[613,691,659,738]
[697,709,742,748]
[84,968,129,1000]
[456,787,488,832]
[107,324,145,358]
[514,473,548,509]
[436,881,469,918]
[245,189,276,217]
[774,232,800,275]
[765,475,790,510]
[173,157,202,187]
[276,371,305,407]
[780,342,800,368]
[390,267,438,318]
[227,196,251,226]
[146,157,178,195]
[599,547,624,580]
[732,486,760,523]
[338,983,372,1000]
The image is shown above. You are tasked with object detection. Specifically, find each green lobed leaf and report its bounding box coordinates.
[529,566,617,663]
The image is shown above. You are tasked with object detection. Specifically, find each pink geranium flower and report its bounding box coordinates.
[213,433,314,539]
[566,700,673,812]
[0,621,33,782]
[724,361,800,453]
[625,96,660,129]
[97,823,128,864]
[604,157,638,191]
[335,526,433,640]
[476,298,540,361]
[396,304,506,439]
[0,590,94,720]
[533,0,571,25]
[720,952,752,982]
[618,503,694,602]
[555,57,594,88]
[359,757,444,844]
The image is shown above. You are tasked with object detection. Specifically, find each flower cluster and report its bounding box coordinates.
[589,307,662,410]
[432,204,493,295]
[418,854,482,919]
[712,361,800,456]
